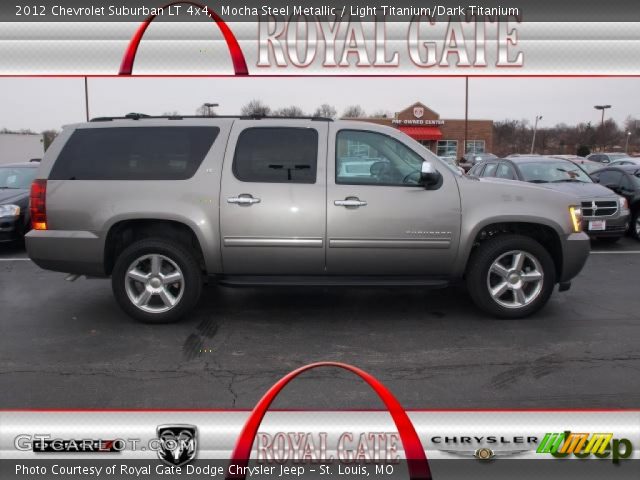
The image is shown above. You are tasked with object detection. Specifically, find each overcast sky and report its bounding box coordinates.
[0,77,638,132]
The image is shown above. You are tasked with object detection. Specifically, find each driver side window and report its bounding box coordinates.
[336,130,425,186]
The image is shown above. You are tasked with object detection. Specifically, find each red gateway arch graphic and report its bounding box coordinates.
[226,362,432,480]
[119,1,248,75]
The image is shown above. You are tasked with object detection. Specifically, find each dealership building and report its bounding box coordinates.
[348,102,494,159]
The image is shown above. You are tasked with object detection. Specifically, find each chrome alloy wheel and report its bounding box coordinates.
[486,250,544,309]
[124,254,185,313]
[635,216,640,237]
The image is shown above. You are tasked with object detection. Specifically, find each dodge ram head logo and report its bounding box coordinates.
[157,425,197,466]
[413,107,424,118]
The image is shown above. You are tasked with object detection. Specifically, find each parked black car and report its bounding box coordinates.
[0,162,38,242]
[469,156,630,243]
[590,165,640,239]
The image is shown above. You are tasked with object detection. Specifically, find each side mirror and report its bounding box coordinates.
[421,162,443,189]
[605,184,620,193]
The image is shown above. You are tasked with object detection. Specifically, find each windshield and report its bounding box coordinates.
[518,161,593,183]
[0,167,37,189]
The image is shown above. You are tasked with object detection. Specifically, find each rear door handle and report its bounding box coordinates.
[334,197,367,208]
[227,195,261,206]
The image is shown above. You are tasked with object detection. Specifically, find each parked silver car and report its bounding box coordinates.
[27,116,590,322]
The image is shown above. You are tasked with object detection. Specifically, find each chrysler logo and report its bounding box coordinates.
[157,424,198,467]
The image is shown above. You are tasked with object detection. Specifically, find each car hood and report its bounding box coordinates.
[0,188,29,205]
[534,182,617,199]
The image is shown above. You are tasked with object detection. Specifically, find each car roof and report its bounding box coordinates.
[594,165,640,174]
[505,155,572,164]
[1,162,38,168]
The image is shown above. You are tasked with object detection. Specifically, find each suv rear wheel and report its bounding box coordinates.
[466,235,556,319]
[112,238,202,323]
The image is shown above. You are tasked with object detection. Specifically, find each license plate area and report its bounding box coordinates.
[589,220,607,231]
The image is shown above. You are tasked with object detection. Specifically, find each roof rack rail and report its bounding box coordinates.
[90,115,334,122]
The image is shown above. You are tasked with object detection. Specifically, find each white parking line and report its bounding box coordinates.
[0,258,31,261]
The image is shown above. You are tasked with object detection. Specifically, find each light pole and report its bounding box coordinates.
[594,104,611,127]
[530,115,543,154]
[204,102,219,116]
[625,131,631,153]
[593,105,611,151]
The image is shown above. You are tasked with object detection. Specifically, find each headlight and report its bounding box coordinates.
[618,196,629,211]
[0,204,20,217]
[569,206,583,233]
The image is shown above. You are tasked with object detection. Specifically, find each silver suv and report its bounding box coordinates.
[26,116,590,323]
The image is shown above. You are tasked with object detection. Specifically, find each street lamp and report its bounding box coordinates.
[204,102,219,116]
[530,115,543,154]
[625,131,632,153]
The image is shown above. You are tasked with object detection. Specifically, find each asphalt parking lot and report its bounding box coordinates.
[1,238,639,410]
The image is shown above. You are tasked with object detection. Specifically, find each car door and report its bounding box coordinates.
[219,120,328,274]
[326,125,461,276]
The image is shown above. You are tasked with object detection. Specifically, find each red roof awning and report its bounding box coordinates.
[398,126,443,141]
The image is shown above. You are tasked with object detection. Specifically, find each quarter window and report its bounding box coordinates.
[233,128,318,183]
[50,127,218,180]
[437,140,458,157]
[336,130,425,186]
[496,163,516,180]
[483,163,498,177]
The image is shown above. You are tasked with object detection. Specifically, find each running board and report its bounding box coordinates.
[216,275,450,288]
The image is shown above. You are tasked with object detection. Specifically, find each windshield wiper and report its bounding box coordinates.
[551,179,585,183]
[528,179,548,183]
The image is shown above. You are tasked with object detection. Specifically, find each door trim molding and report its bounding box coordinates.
[224,237,323,247]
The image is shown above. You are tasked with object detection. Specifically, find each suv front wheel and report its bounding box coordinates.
[466,235,556,319]
[112,238,203,323]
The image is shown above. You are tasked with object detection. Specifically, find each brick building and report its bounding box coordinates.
[347,101,493,159]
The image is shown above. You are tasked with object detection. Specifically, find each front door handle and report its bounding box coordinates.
[334,197,367,208]
[227,194,261,206]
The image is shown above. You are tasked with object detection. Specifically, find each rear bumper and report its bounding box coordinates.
[25,229,106,276]
[582,214,629,238]
[559,232,591,283]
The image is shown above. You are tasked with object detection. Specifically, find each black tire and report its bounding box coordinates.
[631,210,640,241]
[466,235,556,319]
[112,238,202,323]
[597,236,621,244]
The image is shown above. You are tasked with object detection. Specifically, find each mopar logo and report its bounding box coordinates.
[157,425,198,467]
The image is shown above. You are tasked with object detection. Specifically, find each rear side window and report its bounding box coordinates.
[482,163,498,177]
[50,127,218,180]
[233,127,318,183]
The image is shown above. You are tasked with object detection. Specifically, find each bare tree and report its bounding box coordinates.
[240,100,271,117]
[369,109,392,118]
[273,105,305,117]
[42,130,59,151]
[195,104,217,117]
[313,104,337,119]
[342,105,366,118]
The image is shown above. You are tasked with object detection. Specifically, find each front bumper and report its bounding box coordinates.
[0,216,23,242]
[559,232,591,283]
[582,213,629,238]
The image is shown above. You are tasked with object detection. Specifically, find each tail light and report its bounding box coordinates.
[30,179,47,230]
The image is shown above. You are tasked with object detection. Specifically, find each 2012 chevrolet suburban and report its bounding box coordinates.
[26,115,590,323]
